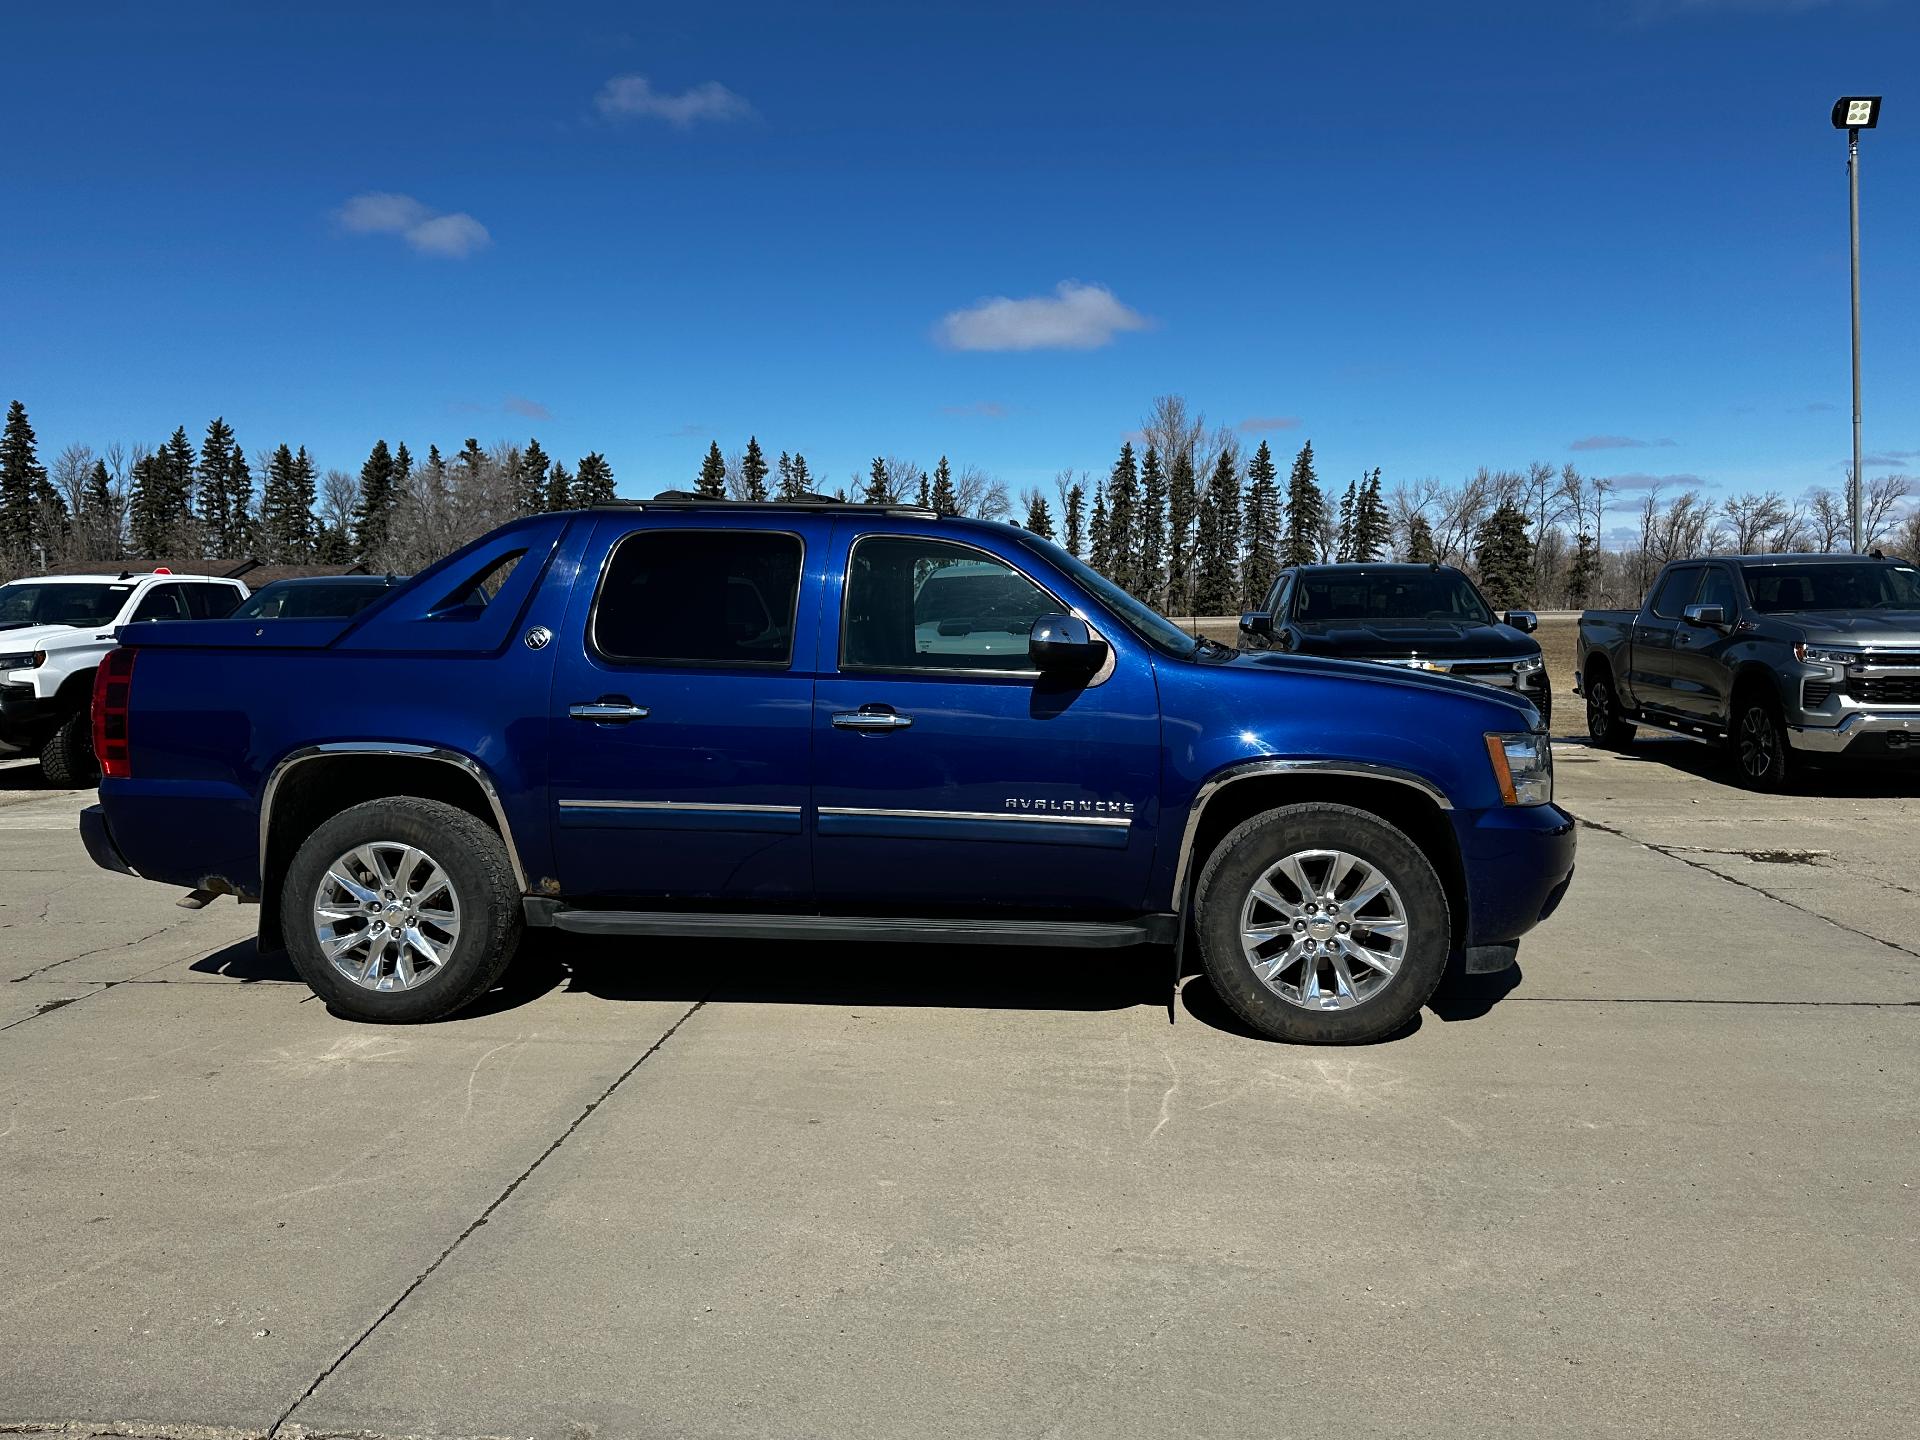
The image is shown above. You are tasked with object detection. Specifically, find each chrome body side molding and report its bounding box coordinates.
[1170,758,1454,912]
[258,742,530,894]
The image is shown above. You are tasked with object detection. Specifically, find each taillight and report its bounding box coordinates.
[92,648,136,779]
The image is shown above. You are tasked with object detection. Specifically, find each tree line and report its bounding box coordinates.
[4,395,1914,608]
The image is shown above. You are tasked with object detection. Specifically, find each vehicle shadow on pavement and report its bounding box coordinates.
[190,940,302,982]
[1581,734,1920,799]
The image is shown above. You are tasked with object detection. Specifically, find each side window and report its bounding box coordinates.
[128,584,189,623]
[1267,574,1292,617]
[1691,568,1737,617]
[593,530,802,668]
[184,583,243,619]
[843,536,1063,674]
[1647,567,1701,619]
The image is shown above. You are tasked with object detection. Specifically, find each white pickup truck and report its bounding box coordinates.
[0,570,250,783]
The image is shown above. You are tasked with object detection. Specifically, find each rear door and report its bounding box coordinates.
[545,515,823,904]
[1629,565,1701,715]
[810,524,1162,916]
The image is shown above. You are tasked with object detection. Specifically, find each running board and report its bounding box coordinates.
[525,903,1174,949]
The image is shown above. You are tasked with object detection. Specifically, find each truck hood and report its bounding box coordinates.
[0,622,95,655]
[1289,618,1538,661]
[1220,646,1541,724]
[1762,611,1920,646]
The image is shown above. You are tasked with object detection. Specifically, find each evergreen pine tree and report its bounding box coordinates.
[1104,442,1139,595]
[864,456,891,505]
[916,474,931,508]
[195,417,238,556]
[353,440,398,560]
[0,400,48,556]
[1565,531,1599,608]
[1473,501,1534,608]
[776,451,795,499]
[696,442,727,498]
[1138,444,1167,605]
[1352,468,1389,561]
[1165,448,1198,616]
[128,454,163,556]
[289,447,319,561]
[1193,449,1241,613]
[162,426,197,549]
[929,456,958,516]
[573,453,616,507]
[742,437,769,502]
[394,442,413,482]
[1241,440,1281,609]
[258,445,299,562]
[1282,440,1326,567]
[1405,513,1437,564]
[517,438,551,514]
[84,459,112,521]
[547,462,573,511]
[1024,493,1054,540]
[226,448,254,556]
[1089,481,1111,576]
[789,453,813,496]
[1335,480,1357,562]
[314,523,352,564]
[1064,484,1086,559]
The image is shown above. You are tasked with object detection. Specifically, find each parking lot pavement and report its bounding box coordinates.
[1,752,1915,1439]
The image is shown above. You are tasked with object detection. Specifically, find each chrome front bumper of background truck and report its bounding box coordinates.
[1786,711,1920,754]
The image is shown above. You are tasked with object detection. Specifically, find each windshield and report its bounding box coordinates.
[1742,562,1920,614]
[1293,569,1495,625]
[0,581,132,630]
[1011,533,1203,659]
[232,581,390,620]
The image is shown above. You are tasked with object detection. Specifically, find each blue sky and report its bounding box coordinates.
[4,0,1915,534]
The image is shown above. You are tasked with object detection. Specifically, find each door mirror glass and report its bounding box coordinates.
[1239,611,1273,639]
[1503,609,1539,633]
[1682,602,1727,629]
[1028,613,1108,674]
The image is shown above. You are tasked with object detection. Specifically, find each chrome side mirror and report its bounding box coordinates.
[1683,603,1728,629]
[1503,609,1539,634]
[1029,614,1108,673]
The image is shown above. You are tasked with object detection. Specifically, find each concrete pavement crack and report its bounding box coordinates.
[265,992,714,1439]
[1572,815,1920,961]
[8,923,190,983]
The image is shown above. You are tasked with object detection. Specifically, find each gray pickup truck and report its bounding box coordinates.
[1577,552,1920,788]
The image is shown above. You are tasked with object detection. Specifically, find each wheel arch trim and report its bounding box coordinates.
[1170,758,1454,914]
[258,743,530,894]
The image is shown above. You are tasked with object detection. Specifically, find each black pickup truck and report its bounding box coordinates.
[1577,552,1920,788]
[1238,563,1549,725]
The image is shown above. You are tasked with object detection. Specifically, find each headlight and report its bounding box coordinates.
[1511,655,1544,676]
[1485,731,1552,807]
[1794,643,1860,668]
[0,651,37,671]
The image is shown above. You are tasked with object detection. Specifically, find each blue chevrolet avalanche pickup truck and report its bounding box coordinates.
[80,498,1575,1044]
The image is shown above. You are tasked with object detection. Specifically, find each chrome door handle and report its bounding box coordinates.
[832,711,913,731]
[569,702,650,723]
[1676,633,1692,646]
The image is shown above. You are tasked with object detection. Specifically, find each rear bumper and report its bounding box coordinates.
[1456,803,1577,947]
[80,804,138,877]
[0,682,59,750]
[1786,711,1920,756]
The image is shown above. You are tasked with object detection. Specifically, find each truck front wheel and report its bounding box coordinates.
[1194,803,1451,1044]
[281,797,524,1023]
[1731,691,1793,791]
[39,708,99,787]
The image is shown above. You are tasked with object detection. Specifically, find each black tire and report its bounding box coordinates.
[1731,688,1792,791]
[1194,802,1451,1044]
[39,707,98,787]
[1584,667,1635,749]
[281,797,523,1023]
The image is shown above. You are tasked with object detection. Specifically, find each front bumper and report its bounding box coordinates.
[1786,711,1920,756]
[80,804,138,877]
[0,681,59,749]
[1455,802,1577,947]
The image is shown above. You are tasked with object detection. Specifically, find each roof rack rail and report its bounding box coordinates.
[585,493,940,520]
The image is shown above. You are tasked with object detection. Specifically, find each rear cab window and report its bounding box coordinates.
[592,529,803,668]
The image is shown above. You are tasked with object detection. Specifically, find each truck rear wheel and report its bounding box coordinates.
[1194,803,1451,1044]
[1584,669,1635,750]
[281,797,523,1023]
[39,708,99,787]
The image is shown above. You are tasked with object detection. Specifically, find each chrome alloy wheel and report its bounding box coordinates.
[312,841,462,992]
[1239,849,1408,1011]
[1738,705,1776,780]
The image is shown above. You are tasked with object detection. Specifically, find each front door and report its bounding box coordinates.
[810,526,1162,917]
[1668,565,1741,726]
[546,516,821,904]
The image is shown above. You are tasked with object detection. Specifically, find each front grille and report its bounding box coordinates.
[1850,675,1920,705]
[1803,681,1834,708]
[1450,661,1520,678]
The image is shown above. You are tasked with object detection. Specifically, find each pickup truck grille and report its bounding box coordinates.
[1803,681,1834,708]
[1849,674,1920,705]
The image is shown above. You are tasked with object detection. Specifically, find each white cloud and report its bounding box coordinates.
[336,192,490,259]
[596,74,754,128]
[936,281,1150,353]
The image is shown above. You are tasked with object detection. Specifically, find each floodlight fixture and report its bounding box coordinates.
[1831,96,1881,130]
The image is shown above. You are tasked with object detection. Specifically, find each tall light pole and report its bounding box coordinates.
[1833,96,1880,552]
